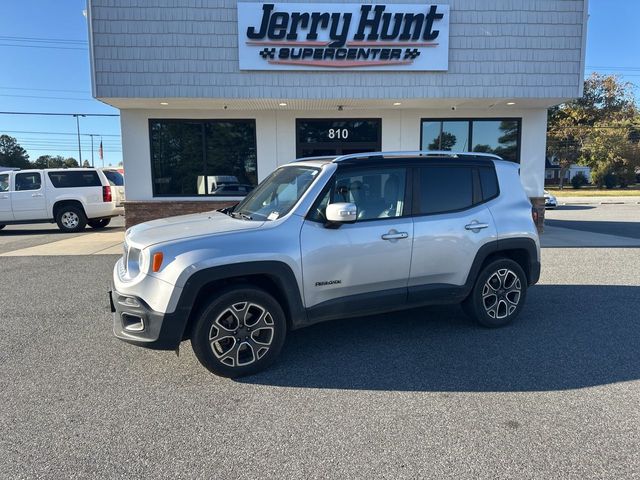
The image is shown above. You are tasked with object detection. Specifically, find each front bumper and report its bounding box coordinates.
[109,289,185,350]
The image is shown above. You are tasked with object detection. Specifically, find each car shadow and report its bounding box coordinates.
[238,285,640,392]
[551,205,596,211]
[545,219,640,240]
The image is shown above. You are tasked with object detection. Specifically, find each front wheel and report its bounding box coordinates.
[88,218,111,229]
[462,258,528,328]
[191,286,287,378]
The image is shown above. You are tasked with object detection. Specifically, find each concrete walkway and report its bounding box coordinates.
[0,231,123,256]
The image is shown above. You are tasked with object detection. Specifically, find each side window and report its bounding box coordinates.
[15,172,42,191]
[47,171,101,188]
[311,168,407,222]
[478,166,499,201]
[0,174,8,192]
[419,166,473,215]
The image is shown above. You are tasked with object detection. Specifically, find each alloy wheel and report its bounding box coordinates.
[482,268,522,319]
[209,302,275,367]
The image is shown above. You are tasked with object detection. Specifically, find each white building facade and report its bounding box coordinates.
[87,0,588,227]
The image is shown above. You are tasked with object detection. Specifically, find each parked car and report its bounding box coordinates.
[101,168,126,207]
[544,190,557,209]
[110,151,540,377]
[0,168,123,232]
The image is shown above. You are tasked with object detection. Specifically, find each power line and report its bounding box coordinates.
[0,86,91,94]
[0,35,86,44]
[0,94,96,101]
[0,43,87,51]
[0,129,120,137]
[0,111,119,117]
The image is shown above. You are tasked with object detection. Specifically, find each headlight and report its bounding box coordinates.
[126,247,142,278]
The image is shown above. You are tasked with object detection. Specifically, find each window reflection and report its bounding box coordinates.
[150,119,257,196]
[421,118,520,162]
[472,120,519,161]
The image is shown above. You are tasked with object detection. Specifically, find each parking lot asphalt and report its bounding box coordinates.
[1,206,640,479]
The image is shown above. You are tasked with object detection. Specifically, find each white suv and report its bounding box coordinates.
[0,168,123,232]
[110,151,540,377]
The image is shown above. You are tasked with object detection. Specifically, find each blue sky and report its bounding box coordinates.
[0,0,638,166]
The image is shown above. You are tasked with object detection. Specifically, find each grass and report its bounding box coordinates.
[547,185,640,197]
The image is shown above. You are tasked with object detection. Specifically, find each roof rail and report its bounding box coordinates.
[332,150,503,163]
[289,155,338,163]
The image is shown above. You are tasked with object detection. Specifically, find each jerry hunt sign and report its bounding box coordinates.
[237,3,449,71]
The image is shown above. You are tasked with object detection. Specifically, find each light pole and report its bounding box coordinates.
[73,114,86,166]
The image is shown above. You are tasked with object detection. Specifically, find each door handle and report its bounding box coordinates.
[0,195,8,199]
[465,222,489,231]
[381,231,408,241]
[31,193,44,197]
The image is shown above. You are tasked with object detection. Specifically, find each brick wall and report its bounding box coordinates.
[124,200,238,229]
[530,196,545,233]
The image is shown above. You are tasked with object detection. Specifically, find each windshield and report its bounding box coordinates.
[232,166,319,221]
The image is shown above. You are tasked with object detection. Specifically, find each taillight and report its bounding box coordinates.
[103,185,112,202]
[531,206,539,225]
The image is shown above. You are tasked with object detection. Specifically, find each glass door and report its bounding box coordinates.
[296,119,381,158]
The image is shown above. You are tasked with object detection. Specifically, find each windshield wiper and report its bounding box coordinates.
[231,211,252,220]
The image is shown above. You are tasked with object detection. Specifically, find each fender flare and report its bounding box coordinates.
[173,261,307,339]
[465,238,540,289]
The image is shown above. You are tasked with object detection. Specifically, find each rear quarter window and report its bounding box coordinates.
[478,166,499,201]
[418,166,473,215]
[48,171,101,188]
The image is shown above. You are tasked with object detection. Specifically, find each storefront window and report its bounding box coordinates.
[421,118,521,162]
[423,121,470,151]
[150,119,257,196]
[296,119,381,158]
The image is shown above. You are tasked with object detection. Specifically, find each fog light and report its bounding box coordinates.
[122,313,145,332]
[120,297,140,308]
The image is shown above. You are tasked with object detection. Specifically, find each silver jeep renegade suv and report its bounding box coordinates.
[110,151,540,377]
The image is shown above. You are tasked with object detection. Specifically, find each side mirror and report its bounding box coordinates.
[325,202,357,224]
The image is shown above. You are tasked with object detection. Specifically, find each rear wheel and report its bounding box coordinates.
[88,218,111,229]
[191,285,287,378]
[55,205,87,233]
[463,258,527,328]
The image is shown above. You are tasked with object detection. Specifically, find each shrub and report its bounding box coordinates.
[603,173,618,189]
[570,172,588,189]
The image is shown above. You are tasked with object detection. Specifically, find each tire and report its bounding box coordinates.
[88,218,111,229]
[462,258,528,328]
[191,285,287,378]
[55,205,87,233]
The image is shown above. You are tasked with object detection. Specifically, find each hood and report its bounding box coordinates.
[126,211,265,248]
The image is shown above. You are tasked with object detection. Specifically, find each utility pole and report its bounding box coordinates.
[73,114,86,167]
[87,134,99,167]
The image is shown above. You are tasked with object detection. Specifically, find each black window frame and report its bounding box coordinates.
[148,118,258,198]
[419,117,522,163]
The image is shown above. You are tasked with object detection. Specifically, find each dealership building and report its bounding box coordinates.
[87,0,588,228]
